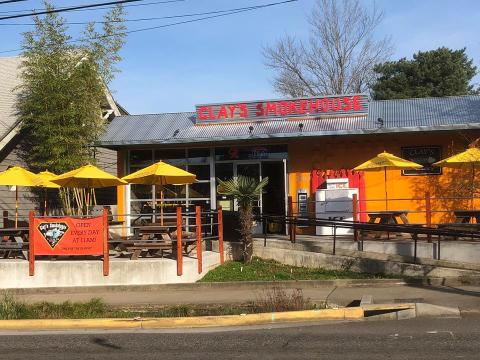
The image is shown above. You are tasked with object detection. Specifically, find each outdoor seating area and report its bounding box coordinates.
[0,159,226,283]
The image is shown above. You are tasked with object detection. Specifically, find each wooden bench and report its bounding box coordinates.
[0,243,25,259]
[125,241,173,260]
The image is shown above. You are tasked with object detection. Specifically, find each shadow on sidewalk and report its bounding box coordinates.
[404,283,480,298]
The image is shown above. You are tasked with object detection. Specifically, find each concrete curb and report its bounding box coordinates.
[0,302,461,331]
[0,308,364,331]
[361,302,460,320]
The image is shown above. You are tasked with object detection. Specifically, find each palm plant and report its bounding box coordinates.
[217,175,269,263]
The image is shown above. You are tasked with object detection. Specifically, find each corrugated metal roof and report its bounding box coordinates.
[98,95,480,147]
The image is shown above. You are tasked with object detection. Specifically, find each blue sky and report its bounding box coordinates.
[0,0,479,114]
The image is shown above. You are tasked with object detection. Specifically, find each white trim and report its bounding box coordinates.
[0,122,20,152]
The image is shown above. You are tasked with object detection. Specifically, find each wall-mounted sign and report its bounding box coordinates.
[196,94,369,123]
[29,211,109,276]
[401,146,442,176]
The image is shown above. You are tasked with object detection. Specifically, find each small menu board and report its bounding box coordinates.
[401,146,442,176]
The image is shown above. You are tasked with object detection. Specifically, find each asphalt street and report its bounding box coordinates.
[0,315,478,359]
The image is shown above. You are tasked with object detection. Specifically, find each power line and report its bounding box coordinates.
[0,0,183,15]
[0,4,268,26]
[0,0,28,5]
[0,0,298,54]
[0,0,177,20]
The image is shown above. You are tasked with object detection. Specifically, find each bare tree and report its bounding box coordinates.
[263,0,392,96]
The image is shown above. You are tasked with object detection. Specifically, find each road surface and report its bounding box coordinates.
[0,315,478,359]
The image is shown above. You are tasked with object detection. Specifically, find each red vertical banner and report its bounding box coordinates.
[28,211,35,276]
[218,206,224,264]
[195,205,202,274]
[352,193,359,242]
[176,206,183,276]
[103,209,109,276]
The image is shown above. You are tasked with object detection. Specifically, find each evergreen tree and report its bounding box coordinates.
[16,1,126,211]
[372,47,478,100]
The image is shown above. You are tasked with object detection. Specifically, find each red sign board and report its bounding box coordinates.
[33,216,104,256]
[28,211,109,276]
[195,94,368,123]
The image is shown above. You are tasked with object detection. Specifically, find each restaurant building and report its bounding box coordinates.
[98,94,480,235]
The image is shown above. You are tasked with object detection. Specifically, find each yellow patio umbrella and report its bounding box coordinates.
[51,164,127,214]
[0,166,40,227]
[34,170,61,216]
[354,151,423,210]
[433,147,480,209]
[122,161,196,224]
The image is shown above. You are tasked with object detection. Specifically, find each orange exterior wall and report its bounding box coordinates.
[288,131,480,232]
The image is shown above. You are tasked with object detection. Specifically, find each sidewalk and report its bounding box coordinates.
[9,281,480,311]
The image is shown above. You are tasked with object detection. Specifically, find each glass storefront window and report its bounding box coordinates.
[215,145,287,161]
[189,182,210,199]
[157,184,187,199]
[215,163,234,210]
[131,184,152,200]
[155,149,186,166]
[187,148,210,164]
[186,199,210,211]
[215,163,233,181]
[154,200,181,216]
[128,148,214,218]
[130,150,153,169]
[188,164,210,181]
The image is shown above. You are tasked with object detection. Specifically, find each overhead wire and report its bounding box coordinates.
[0,0,183,15]
[0,0,298,54]
[0,4,270,26]
[0,0,28,5]
[0,0,164,20]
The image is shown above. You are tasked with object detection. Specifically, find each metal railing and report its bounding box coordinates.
[257,212,480,264]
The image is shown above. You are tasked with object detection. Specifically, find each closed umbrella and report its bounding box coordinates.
[122,161,196,224]
[354,151,423,210]
[51,164,126,215]
[34,170,60,216]
[0,166,39,227]
[433,147,480,209]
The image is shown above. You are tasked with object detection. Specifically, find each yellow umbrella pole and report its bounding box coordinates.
[153,184,156,224]
[472,164,476,211]
[15,187,18,228]
[161,187,164,226]
[44,189,47,216]
[86,188,90,216]
[384,167,388,211]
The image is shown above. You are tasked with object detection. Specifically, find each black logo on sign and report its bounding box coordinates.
[38,222,69,249]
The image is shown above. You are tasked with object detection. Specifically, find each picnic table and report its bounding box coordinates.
[366,210,410,225]
[453,210,480,223]
[0,227,29,259]
[124,223,197,260]
[361,211,410,239]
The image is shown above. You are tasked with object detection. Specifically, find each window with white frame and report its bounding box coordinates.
[128,148,212,221]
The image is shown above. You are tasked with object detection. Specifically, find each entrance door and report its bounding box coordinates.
[234,162,262,212]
